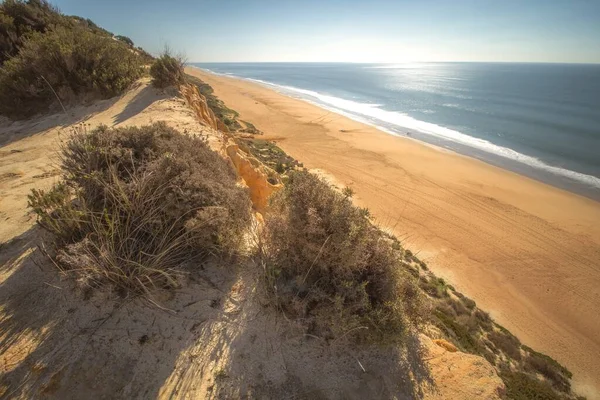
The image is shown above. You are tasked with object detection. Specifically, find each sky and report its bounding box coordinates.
[52,0,600,63]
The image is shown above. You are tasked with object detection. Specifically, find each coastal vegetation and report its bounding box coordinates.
[28,122,252,294]
[149,50,186,88]
[259,170,425,343]
[239,138,301,174]
[0,0,144,119]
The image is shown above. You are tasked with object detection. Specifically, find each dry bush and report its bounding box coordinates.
[488,330,522,361]
[150,50,185,88]
[259,170,426,343]
[474,309,493,331]
[447,296,470,316]
[28,122,252,295]
[419,275,449,298]
[458,293,476,310]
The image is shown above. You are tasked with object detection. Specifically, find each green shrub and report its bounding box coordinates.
[0,0,64,64]
[150,51,185,88]
[260,170,425,343]
[523,346,572,393]
[0,24,142,118]
[240,139,301,175]
[69,15,112,37]
[29,122,252,294]
[115,34,133,46]
[500,369,566,400]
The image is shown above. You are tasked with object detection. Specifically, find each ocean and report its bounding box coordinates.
[192,62,600,200]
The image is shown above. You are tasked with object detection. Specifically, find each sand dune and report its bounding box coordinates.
[187,67,600,398]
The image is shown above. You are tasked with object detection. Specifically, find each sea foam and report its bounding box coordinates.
[192,66,600,191]
[243,78,600,190]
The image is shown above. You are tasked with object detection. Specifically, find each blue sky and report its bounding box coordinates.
[53,0,600,63]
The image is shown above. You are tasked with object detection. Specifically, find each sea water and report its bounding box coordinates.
[192,62,600,200]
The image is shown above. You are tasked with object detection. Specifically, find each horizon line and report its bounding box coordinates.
[189,60,600,65]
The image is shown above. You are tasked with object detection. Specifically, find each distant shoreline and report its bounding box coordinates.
[190,64,600,202]
[188,66,600,398]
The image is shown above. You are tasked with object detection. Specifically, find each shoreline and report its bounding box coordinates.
[187,67,600,398]
[192,66,600,202]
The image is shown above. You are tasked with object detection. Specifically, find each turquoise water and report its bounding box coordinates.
[192,62,600,200]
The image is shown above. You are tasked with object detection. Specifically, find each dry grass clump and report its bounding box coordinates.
[150,51,185,88]
[28,122,252,295]
[259,170,425,343]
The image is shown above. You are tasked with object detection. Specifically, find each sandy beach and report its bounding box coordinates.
[187,67,600,397]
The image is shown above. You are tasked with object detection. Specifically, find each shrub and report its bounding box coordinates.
[447,297,469,316]
[419,276,449,298]
[115,34,133,46]
[461,295,476,310]
[150,51,185,88]
[240,139,301,176]
[488,330,522,361]
[0,0,64,64]
[500,369,565,400]
[69,15,112,37]
[0,24,143,118]
[260,170,425,343]
[523,346,572,393]
[474,309,493,331]
[434,309,482,354]
[28,122,252,294]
